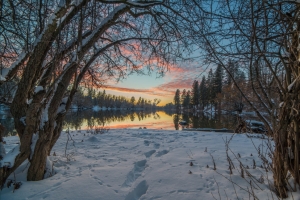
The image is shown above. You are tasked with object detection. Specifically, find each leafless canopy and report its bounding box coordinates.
[0,0,196,186]
[190,0,300,198]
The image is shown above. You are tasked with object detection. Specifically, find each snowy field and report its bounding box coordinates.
[1,129,298,200]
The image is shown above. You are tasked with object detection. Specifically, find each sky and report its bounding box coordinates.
[101,60,207,106]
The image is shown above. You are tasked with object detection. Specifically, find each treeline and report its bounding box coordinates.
[73,87,161,110]
[172,60,246,112]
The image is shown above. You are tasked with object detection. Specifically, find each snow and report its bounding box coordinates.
[279,102,284,108]
[0,129,298,199]
[1,52,27,78]
[0,75,6,81]
[81,4,127,47]
[0,143,20,168]
[30,133,39,160]
[61,97,68,104]
[57,98,68,114]
[0,142,6,158]
[58,0,66,8]
[245,120,264,126]
[288,76,299,92]
[27,99,33,104]
[34,86,44,93]
[20,117,26,126]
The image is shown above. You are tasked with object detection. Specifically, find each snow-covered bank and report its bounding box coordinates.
[1,129,297,199]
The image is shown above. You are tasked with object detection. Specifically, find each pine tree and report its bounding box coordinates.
[207,69,214,104]
[226,59,239,85]
[181,89,187,108]
[191,80,200,108]
[137,97,142,106]
[199,75,207,109]
[141,98,145,108]
[213,64,224,112]
[130,96,135,108]
[174,89,181,109]
[184,90,191,109]
[213,64,223,95]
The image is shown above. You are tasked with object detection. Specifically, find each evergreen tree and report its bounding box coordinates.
[199,75,207,109]
[141,98,145,108]
[137,97,142,106]
[174,89,181,109]
[213,64,223,95]
[226,59,239,85]
[207,69,214,103]
[130,96,135,107]
[183,90,191,108]
[191,80,200,107]
[181,89,187,107]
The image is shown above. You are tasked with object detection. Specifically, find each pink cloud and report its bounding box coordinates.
[103,62,204,97]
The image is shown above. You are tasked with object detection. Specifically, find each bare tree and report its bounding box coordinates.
[190,0,300,198]
[0,0,194,187]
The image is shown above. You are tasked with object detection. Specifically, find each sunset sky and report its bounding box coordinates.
[102,60,206,106]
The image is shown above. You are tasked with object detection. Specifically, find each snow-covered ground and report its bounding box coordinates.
[1,129,298,200]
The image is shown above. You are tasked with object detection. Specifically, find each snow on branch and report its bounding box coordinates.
[1,52,29,82]
[288,75,300,92]
[82,4,129,48]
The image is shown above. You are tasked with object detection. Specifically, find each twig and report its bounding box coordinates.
[224,189,229,200]
[213,175,221,200]
[250,180,257,200]
[211,192,218,200]
[64,127,76,161]
[226,143,264,190]
[210,153,216,170]
[215,170,257,198]
[186,150,194,160]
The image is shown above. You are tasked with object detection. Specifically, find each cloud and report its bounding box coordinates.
[103,85,173,97]
[155,78,194,92]
[103,62,204,97]
[100,60,207,105]
[154,62,205,93]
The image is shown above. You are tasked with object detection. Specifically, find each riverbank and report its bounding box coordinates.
[0,129,295,199]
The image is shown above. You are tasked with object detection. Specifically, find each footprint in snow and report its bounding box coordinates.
[122,160,147,188]
[153,143,160,149]
[155,150,169,157]
[124,180,148,200]
[144,150,156,158]
[144,140,150,146]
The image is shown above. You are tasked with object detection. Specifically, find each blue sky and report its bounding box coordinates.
[102,60,207,106]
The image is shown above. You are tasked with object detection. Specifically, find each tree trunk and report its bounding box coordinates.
[27,125,54,181]
[273,129,288,198]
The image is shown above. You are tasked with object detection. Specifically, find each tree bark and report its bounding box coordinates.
[273,129,288,198]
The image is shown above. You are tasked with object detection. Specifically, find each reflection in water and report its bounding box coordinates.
[63,110,173,131]
[173,112,238,130]
[173,114,180,130]
[64,110,238,131]
[0,108,239,137]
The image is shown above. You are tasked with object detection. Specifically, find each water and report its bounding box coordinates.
[0,109,238,136]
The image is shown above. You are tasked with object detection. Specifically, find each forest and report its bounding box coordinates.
[173,61,248,113]
[72,87,161,110]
